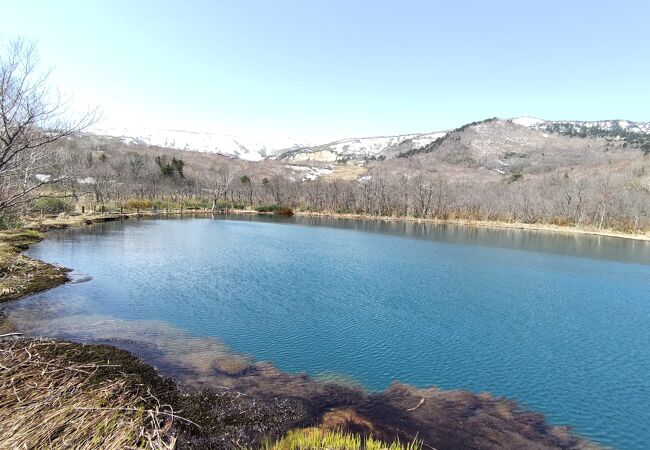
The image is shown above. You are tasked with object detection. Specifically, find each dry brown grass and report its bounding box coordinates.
[326,165,368,181]
[0,339,176,449]
[0,229,69,302]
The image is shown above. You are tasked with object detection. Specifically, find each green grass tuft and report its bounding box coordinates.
[261,427,421,450]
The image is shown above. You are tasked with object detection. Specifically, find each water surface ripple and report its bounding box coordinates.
[3,216,650,449]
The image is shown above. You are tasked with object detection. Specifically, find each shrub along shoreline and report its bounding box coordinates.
[17,200,650,241]
[290,210,650,241]
[0,213,601,449]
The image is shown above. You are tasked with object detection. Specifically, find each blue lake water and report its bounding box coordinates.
[3,216,650,449]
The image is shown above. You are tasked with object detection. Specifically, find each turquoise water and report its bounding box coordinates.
[4,216,650,449]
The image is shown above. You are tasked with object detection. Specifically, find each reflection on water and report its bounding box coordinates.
[223,214,650,264]
[2,215,650,449]
[33,214,650,265]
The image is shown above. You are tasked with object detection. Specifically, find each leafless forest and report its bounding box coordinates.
[1,39,648,233]
[21,128,646,234]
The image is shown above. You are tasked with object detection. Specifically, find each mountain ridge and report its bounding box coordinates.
[86,117,650,163]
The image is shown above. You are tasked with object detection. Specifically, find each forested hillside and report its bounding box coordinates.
[12,117,647,233]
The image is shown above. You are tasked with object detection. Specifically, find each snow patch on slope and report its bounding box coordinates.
[88,126,451,162]
[511,118,650,135]
[325,132,447,157]
[88,128,315,161]
[512,117,545,127]
[286,165,333,180]
[282,131,448,162]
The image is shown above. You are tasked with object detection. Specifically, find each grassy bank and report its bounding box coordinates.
[18,205,650,242]
[0,228,69,302]
[0,337,429,449]
[0,338,175,449]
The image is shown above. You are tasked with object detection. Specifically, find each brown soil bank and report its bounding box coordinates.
[0,229,69,302]
[0,336,597,450]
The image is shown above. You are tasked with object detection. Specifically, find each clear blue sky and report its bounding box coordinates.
[4,0,650,142]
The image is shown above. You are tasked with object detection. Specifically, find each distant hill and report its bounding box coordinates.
[388,117,650,177]
[86,117,650,167]
[275,132,448,162]
[86,128,316,161]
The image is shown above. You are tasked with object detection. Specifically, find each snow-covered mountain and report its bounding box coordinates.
[511,117,650,135]
[87,127,450,163]
[276,132,448,162]
[87,128,315,161]
[87,117,650,164]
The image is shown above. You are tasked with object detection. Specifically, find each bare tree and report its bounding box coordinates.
[20,123,649,232]
[412,171,433,217]
[206,166,236,210]
[0,38,96,219]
